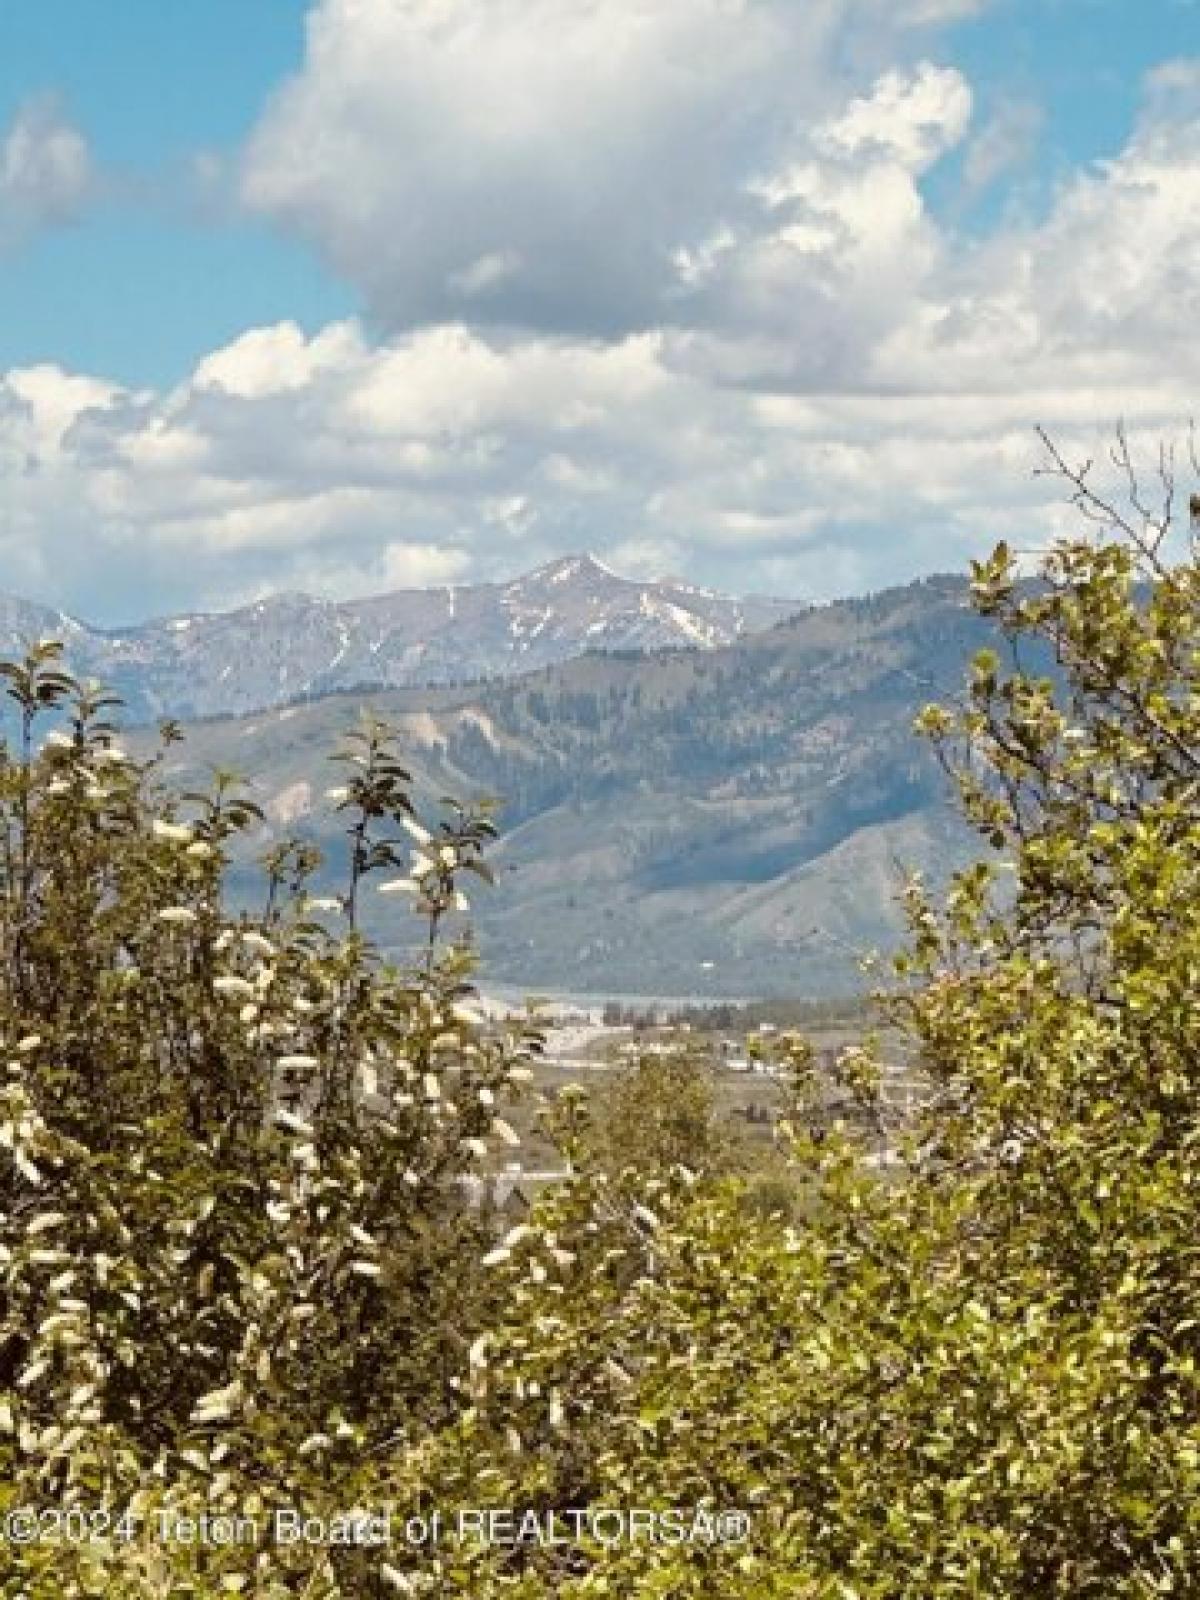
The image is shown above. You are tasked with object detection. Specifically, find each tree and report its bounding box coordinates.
[575,1044,747,1184]
[0,646,540,1597]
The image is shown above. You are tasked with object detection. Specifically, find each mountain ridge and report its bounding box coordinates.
[0,553,799,723]
[118,570,992,998]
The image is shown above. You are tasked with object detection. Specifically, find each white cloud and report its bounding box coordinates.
[872,69,1200,395]
[374,541,473,590]
[3,364,122,450]
[665,63,970,381]
[812,63,972,170]
[240,0,983,337]
[0,97,93,251]
[192,320,365,398]
[239,0,796,332]
[3,47,1200,624]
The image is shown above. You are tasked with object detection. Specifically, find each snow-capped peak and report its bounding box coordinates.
[0,556,798,722]
[525,552,623,587]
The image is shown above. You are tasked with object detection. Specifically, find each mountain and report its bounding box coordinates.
[120,572,1001,1000]
[0,555,797,723]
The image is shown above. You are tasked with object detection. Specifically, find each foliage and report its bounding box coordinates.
[571,1044,750,1185]
[0,650,539,1595]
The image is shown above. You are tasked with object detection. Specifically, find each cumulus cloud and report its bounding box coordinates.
[664,61,972,381]
[0,96,93,252]
[813,63,973,168]
[874,66,1200,394]
[239,0,990,339]
[3,39,1200,623]
[239,0,796,334]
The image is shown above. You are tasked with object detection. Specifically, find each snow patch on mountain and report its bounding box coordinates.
[0,555,799,724]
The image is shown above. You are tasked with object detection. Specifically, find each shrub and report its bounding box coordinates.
[0,646,540,1595]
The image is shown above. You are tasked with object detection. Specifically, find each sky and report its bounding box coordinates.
[1,0,1199,624]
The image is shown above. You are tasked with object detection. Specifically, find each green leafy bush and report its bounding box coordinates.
[0,649,539,1595]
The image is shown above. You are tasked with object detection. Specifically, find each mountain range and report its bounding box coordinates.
[0,555,797,723]
[111,571,999,999]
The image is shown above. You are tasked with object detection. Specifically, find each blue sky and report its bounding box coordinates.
[0,1,353,384]
[932,0,1200,217]
[1,0,1198,621]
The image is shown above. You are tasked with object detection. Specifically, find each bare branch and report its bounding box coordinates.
[1036,424,1174,578]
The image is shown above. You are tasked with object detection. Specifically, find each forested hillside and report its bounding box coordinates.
[134,573,996,996]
